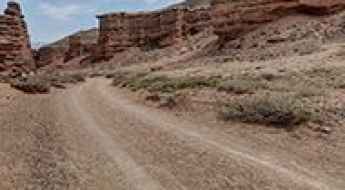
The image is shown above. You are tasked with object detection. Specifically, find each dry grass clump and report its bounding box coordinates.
[9,72,86,93]
[50,73,86,84]
[111,70,221,93]
[108,64,345,127]
[46,73,86,90]
[10,76,50,94]
[220,92,312,127]
[0,74,10,83]
[218,79,267,94]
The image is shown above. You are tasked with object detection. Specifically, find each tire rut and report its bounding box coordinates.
[66,87,165,190]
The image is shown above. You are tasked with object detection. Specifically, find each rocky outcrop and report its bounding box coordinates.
[64,35,83,62]
[96,8,211,60]
[34,46,65,68]
[35,29,98,68]
[0,1,34,75]
[211,0,345,43]
[300,0,345,13]
[183,8,211,36]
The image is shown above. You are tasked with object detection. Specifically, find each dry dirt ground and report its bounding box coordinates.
[0,78,344,190]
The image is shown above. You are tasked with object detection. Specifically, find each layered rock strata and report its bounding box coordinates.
[0,1,34,74]
[96,8,211,60]
[211,0,345,42]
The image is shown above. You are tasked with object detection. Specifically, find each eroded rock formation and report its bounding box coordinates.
[211,0,345,42]
[34,46,65,68]
[96,8,211,60]
[0,1,34,75]
[35,29,98,68]
[64,35,83,62]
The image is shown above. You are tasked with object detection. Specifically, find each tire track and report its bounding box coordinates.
[67,88,165,190]
[87,78,338,190]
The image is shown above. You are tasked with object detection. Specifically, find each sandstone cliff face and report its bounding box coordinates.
[64,35,83,63]
[211,0,345,43]
[35,29,98,68]
[0,1,34,74]
[34,46,65,68]
[97,9,183,60]
[183,8,211,36]
[96,8,211,60]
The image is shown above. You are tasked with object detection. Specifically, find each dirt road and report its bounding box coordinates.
[0,79,344,190]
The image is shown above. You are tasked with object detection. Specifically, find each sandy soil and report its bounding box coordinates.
[0,79,344,190]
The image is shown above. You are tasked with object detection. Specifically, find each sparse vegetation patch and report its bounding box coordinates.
[112,70,221,93]
[218,79,267,94]
[10,76,50,94]
[220,93,313,127]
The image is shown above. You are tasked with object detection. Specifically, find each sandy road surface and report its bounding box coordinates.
[0,79,344,190]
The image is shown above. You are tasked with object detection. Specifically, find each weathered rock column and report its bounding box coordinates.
[0,1,34,74]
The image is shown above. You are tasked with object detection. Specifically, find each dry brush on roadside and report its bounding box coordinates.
[108,64,345,129]
[219,92,313,127]
[9,72,86,94]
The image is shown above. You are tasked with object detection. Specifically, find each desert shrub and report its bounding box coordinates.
[175,76,221,89]
[112,71,148,87]
[258,69,282,81]
[112,71,130,86]
[89,72,104,78]
[113,71,221,93]
[133,76,220,92]
[126,75,171,92]
[68,73,86,83]
[10,77,50,94]
[0,74,10,83]
[218,79,266,94]
[294,84,324,97]
[50,73,85,84]
[220,93,312,127]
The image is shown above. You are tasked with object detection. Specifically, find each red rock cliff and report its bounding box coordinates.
[96,8,211,61]
[211,0,345,42]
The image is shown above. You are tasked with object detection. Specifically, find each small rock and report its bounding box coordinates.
[320,127,332,134]
[159,94,176,108]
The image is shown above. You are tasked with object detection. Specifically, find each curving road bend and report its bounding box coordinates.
[0,79,343,190]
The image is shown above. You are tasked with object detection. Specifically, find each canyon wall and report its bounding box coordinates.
[64,34,97,64]
[96,8,211,60]
[211,0,345,42]
[0,1,34,74]
[30,0,345,68]
[35,29,98,68]
[182,8,211,36]
[64,35,83,62]
[34,46,65,68]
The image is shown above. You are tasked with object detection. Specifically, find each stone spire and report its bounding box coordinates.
[4,1,23,17]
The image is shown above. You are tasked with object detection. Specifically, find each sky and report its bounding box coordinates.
[0,0,184,45]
